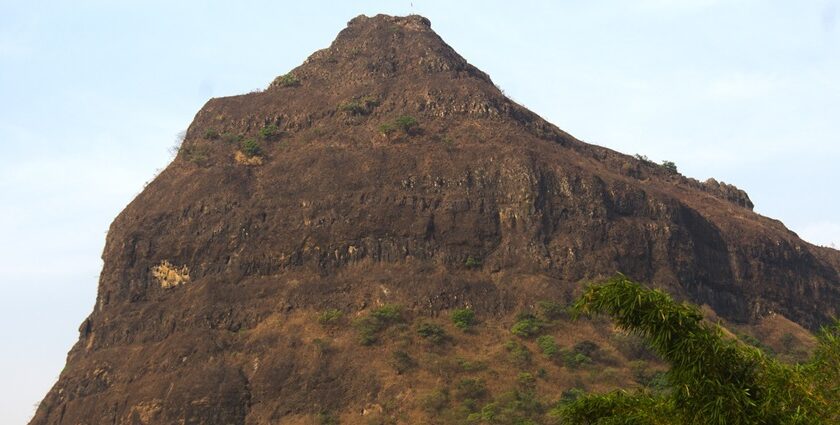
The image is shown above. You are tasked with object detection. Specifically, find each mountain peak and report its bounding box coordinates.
[279,13,491,91]
[347,13,432,30]
[31,14,839,425]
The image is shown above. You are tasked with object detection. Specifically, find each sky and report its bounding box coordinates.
[1,0,838,423]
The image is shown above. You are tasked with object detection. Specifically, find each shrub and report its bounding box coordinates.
[379,115,419,137]
[537,335,559,358]
[259,124,281,141]
[461,399,480,416]
[361,96,380,107]
[456,357,487,372]
[339,101,364,115]
[591,367,626,384]
[182,145,209,165]
[339,96,380,116]
[417,323,448,345]
[517,372,537,390]
[451,308,476,331]
[505,340,532,367]
[394,115,418,132]
[355,304,404,345]
[560,387,586,403]
[628,360,668,390]
[312,338,331,355]
[390,350,416,374]
[455,378,488,401]
[204,128,220,140]
[222,132,243,144]
[422,388,450,413]
[355,317,380,346]
[737,332,775,355]
[371,304,402,322]
[273,73,300,87]
[660,160,678,173]
[559,349,591,369]
[634,153,654,164]
[318,309,344,327]
[465,256,482,268]
[611,333,656,360]
[629,360,656,386]
[378,122,396,136]
[538,301,568,321]
[780,332,796,352]
[647,371,669,391]
[475,390,543,424]
[573,340,600,357]
[316,412,339,425]
[240,138,262,157]
[511,313,543,338]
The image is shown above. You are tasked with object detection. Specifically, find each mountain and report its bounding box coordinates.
[31,14,839,424]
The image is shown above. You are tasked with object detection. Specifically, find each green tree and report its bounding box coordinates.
[660,160,678,173]
[553,274,838,424]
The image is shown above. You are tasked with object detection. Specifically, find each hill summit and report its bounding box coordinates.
[32,14,839,424]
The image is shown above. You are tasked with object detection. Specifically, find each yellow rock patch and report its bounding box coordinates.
[234,150,263,166]
[151,260,190,289]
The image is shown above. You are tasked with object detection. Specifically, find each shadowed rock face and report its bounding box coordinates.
[31,14,839,425]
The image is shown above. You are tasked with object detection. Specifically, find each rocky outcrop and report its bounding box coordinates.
[701,178,754,210]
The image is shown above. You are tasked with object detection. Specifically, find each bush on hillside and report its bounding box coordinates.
[272,73,300,87]
[240,138,262,157]
[451,308,476,331]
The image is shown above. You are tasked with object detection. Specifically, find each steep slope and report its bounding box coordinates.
[32,14,839,424]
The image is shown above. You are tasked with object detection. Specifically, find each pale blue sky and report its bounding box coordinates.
[1,1,838,423]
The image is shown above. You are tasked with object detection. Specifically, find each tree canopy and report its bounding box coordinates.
[553,274,839,425]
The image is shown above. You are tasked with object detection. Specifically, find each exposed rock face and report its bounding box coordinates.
[32,14,839,425]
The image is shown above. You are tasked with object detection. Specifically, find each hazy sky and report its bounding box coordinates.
[1,0,838,423]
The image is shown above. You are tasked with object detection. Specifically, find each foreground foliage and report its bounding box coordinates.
[554,274,839,425]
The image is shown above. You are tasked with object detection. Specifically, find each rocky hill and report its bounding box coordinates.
[31,14,839,425]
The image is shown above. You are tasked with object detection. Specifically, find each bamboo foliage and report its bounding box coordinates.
[555,274,838,425]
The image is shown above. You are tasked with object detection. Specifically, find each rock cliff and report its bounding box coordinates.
[31,14,839,425]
